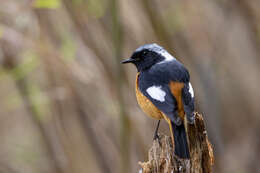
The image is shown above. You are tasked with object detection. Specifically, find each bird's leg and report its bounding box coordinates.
[153,120,161,141]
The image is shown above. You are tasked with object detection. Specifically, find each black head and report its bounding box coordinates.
[121,43,175,72]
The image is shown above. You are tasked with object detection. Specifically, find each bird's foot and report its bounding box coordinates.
[153,132,160,141]
[153,120,161,141]
[153,132,162,147]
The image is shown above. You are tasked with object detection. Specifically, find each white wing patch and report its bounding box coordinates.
[189,83,194,98]
[146,86,166,102]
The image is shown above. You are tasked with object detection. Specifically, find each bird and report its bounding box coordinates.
[121,43,195,159]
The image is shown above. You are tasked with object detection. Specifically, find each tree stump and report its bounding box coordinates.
[138,113,214,173]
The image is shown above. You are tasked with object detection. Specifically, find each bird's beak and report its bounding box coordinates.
[121,58,134,64]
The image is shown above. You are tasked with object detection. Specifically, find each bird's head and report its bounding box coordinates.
[121,43,175,72]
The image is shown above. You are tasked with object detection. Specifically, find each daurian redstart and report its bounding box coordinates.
[122,44,195,158]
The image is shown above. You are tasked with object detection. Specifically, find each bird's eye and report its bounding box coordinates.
[143,51,148,55]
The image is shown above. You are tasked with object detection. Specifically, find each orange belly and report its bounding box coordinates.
[135,73,163,120]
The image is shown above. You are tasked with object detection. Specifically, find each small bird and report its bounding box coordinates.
[121,43,195,159]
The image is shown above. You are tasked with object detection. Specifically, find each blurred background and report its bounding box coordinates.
[0,0,259,173]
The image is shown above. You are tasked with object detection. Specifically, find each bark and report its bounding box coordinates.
[139,113,214,173]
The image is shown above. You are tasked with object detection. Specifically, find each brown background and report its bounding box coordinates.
[0,0,259,173]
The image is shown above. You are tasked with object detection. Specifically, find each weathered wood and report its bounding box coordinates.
[138,113,214,173]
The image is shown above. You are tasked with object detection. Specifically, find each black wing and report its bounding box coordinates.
[148,60,190,84]
[138,60,190,125]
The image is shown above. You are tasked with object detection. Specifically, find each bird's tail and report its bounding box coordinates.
[170,121,190,159]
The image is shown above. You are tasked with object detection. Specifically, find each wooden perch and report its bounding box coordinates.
[138,113,214,173]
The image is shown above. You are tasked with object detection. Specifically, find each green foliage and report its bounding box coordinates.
[27,83,50,122]
[61,33,76,61]
[11,51,39,81]
[86,0,106,18]
[72,0,84,4]
[34,0,61,9]
[5,93,22,110]
[4,51,50,122]
[14,142,40,165]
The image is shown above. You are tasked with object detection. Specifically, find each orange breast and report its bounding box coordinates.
[169,81,185,120]
[135,73,163,120]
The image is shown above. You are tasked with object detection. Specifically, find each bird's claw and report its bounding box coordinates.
[153,133,160,141]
